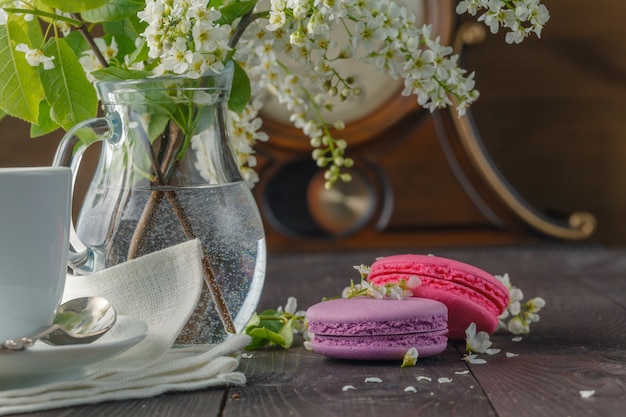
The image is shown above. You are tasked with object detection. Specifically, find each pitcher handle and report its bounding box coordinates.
[52,116,119,275]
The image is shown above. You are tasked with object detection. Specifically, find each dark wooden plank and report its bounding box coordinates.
[460,334,626,417]
[434,248,626,417]
[226,344,496,417]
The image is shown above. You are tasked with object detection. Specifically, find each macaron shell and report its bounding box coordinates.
[312,330,448,360]
[306,297,448,336]
[414,286,498,339]
[368,254,508,312]
[305,297,448,360]
[368,254,508,340]
[369,272,502,318]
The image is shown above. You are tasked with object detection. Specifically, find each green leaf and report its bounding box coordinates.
[82,0,146,23]
[25,11,44,47]
[278,317,294,348]
[0,17,44,123]
[247,327,286,347]
[103,14,147,39]
[125,39,150,68]
[229,60,251,113]
[216,1,257,25]
[39,0,108,13]
[40,37,97,130]
[30,100,61,137]
[90,66,152,82]
[63,31,89,56]
[106,33,137,62]
[244,310,297,350]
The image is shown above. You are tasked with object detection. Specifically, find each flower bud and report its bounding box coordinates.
[333,121,346,131]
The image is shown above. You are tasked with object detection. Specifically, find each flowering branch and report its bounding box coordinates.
[495,273,546,334]
[0,0,549,187]
[70,13,108,68]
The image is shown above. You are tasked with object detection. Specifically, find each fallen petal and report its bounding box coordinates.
[580,390,595,399]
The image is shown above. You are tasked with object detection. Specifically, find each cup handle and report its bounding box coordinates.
[52,116,118,275]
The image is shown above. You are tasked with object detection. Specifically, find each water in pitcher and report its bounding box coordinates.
[76,180,266,342]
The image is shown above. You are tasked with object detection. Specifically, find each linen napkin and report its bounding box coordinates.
[0,239,251,416]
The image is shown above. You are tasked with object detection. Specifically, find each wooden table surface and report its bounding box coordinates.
[8,245,626,417]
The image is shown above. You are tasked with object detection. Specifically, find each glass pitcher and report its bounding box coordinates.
[53,63,266,343]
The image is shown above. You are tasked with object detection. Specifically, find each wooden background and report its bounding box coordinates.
[461,0,626,246]
[1,0,625,247]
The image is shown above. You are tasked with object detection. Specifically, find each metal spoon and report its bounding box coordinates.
[0,297,116,351]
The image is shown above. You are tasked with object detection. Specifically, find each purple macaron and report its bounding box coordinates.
[306,297,448,360]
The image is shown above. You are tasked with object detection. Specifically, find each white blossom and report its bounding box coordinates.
[0,0,548,188]
[465,322,494,354]
[495,273,546,334]
[463,353,487,364]
[580,390,595,399]
[15,44,55,69]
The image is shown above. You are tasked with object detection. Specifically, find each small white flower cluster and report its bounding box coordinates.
[496,273,546,334]
[138,0,231,78]
[135,1,267,186]
[228,98,270,188]
[463,322,501,364]
[79,38,120,82]
[340,264,421,300]
[277,296,307,319]
[0,1,33,24]
[276,296,311,341]
[1,0,549,189]
[238,0,484,186]
[2,2,55,70]
[457,0,550,44]
[340,277,420,300]
[15,43,55,70]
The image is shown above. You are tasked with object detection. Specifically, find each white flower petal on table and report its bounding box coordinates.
[580,390,595,399]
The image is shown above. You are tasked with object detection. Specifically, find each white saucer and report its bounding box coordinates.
[0,315,148,389]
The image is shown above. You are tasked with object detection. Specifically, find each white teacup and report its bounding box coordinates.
[0,167,71,341]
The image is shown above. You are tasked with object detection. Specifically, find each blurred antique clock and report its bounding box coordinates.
[252,0,596,250]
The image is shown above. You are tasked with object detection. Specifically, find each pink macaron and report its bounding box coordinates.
[306,297,448,360]
[368,254,509,340]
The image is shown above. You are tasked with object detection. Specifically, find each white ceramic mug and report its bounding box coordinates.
[0,167,71,341]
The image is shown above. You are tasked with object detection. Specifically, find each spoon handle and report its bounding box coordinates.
[0,324,61,352]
